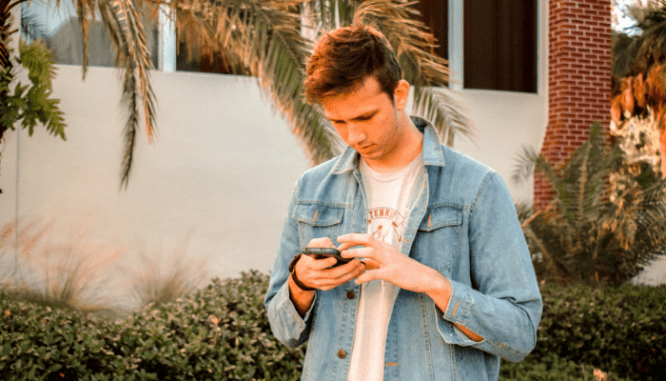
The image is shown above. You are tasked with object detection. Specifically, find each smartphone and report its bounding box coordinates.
[302,247,352,266]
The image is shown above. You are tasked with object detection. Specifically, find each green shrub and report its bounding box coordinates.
[114,270,304,380]
[1,272,664,380]
[514,123,666,285]
[534,283,666,380]
[0,294,116,380]
[500,353,630,381]
[0,271,303,380]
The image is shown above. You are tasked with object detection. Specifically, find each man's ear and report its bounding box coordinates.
[394,79,410,110]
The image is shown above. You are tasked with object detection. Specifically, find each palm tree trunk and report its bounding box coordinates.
[1,0,13,142]
[0,0,24,142]
[659,120,666,179]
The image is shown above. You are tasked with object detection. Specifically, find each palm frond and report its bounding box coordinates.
[557,123,624,223]
[612,31,643,84]
[613,177,666,278]
[523,224,563,284]
[55,0,473,182]
[1,0,25,70]
[116,0,157,140]
[512,145,560,194]
[614,2,666,76]
[352,0,474,146]
[163,0,340,165]
[94,0,157,188]
[19,3,49,42]
[519,123,666,285]
[75,0,93,78]
[412,86,473,146]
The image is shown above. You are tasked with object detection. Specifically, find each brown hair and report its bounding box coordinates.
[304,25,402,104]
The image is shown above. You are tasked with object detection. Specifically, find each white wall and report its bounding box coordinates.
[2,64,663,294]
[0,65,545,271]
[1,66,311,293]
[451,89,547,203]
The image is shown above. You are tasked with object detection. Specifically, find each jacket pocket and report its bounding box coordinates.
[293,202,345,246]
[412,205,463,273]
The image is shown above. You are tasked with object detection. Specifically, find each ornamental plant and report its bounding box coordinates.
[0,39,66,142]
[1,4,66,185]
[2,272,662,380]
[513,122,666,285]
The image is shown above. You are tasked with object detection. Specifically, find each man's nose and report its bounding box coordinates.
[346,123,366,145]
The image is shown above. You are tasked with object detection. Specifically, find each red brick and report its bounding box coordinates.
[537,0,611,207]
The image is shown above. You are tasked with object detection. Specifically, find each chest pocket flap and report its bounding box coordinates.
[419,205,462,231]
[293,203,344,227]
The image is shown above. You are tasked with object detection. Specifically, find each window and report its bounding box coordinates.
[175,30,249,75]
[413,0,448,60]
[464,0,537,92]
[21,2,158,69]
[412,0,537,93]
[174,8,251,75]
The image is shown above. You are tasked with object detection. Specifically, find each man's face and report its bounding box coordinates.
[322,76,408,166]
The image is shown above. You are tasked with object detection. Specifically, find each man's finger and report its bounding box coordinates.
[337,233,375,247]
[306,237,335,248]
[314,261,366,290]
[341,246,375,260]
[361,258,380,270]
[355,269,382,285]
[337,242,356,251]
[307,256,338,270]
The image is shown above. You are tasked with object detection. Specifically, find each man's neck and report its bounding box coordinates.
[362,114,423,174]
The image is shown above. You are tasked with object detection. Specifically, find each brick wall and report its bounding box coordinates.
[535,0,612,208]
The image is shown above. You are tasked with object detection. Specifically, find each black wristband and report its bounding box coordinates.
[289,253,316,291]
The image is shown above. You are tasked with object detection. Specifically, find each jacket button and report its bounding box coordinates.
[347,290,355,299]
[337,349,346,359]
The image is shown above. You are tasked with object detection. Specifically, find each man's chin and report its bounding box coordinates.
[356,146,378,158]
[358,152,380,163]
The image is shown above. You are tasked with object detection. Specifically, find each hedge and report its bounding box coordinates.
[534,283,666,381]
[1,271,663,380]
[500,353,629,381]
[0,271,302,380]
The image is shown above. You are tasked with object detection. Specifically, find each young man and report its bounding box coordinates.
[264,25,542,381]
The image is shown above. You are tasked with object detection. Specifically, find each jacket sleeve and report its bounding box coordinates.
[436,172,543,362]
[264,180,317,348]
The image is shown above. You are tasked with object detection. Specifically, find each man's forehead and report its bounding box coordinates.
[322,78,389,119]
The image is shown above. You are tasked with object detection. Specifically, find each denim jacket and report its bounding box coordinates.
[264,117,542,381]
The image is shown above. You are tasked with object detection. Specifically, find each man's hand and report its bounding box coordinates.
[337,233,483,342]
[289,237,366,317]
[294,237,367,291]
[337,233,437,293]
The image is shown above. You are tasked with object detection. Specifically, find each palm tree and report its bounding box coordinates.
[611,0,666,177]
[514,123,666,285]
[10,0,472,187]
[0,0,155,188]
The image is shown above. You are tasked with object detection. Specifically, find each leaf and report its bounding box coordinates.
[47,363,62,372]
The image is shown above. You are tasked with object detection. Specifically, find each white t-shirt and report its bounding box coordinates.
[346,153,425,381]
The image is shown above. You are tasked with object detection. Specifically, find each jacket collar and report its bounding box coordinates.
[331,116,446,174]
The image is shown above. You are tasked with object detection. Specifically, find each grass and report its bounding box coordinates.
[0,219,208,316]
[128,231,209,308]
[1,220,125,314]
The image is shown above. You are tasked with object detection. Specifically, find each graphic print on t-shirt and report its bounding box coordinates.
[367,207,405,245]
